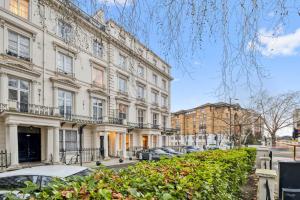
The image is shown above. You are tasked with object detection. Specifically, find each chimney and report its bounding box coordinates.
[93,9,105,24]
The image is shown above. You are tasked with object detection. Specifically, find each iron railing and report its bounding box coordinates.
[0,150,10,171]
[7,101,56,116]
[0,104,7,112]
[59,148,103,165]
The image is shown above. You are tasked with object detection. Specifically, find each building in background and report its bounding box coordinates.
[0,0,173,168]
[171,102,263,147]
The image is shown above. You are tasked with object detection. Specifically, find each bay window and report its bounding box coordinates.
[93,98,103,120]
[58,90,73,119]
[8,31,30,61]
[10,0,29,19]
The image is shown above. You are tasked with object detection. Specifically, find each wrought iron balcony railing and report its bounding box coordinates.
[7,101,56,116]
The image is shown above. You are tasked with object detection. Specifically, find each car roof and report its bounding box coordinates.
[0,165,88,178]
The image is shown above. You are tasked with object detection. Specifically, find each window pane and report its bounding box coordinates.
[64,55,72,73]
[65,130,77,151]
[19,35,30,58]
[59,130,64,150]
[8,78,18,88]
[93,68,103,85]
[57,53,64,71]
[8,89,18,101]
[9,0,18,15]
[20,80,29,90]
[19,0,29,19]
[8,31,18,55]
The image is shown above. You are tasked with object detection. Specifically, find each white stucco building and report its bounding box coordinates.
[0,0,173,167]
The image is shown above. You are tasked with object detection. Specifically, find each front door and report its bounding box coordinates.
[18,127,41,163]
[142,136,148,149]
[99,136,104,158]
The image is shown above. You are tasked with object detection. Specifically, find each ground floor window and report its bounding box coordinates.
[59,130,78,151]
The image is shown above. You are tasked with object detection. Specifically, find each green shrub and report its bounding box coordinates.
[8,148,256,200]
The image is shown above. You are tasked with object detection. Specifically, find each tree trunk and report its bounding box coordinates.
[271,133,276,147]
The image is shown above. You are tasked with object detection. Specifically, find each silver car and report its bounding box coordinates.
[0,165,92,199]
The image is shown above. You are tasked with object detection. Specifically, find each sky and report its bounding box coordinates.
[75,0,300,135]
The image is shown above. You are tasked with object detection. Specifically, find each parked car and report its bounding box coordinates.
[0,165,92,200]
[207,144,220,150]
[137,148,174,161]
[183,146,200,153]
[160,147,184,156]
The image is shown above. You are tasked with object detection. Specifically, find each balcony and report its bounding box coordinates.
[128,122,149,129]
[151,124,160,129]
[7,101,56,116]
[118,90,128,97]
[137,97,146,102]
[56,69,75,79]
[62,114,102,124]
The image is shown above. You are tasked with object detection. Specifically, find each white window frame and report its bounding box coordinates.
[137,109,145,125]
[137,85,145,99]
[92,98,103,120]
[59,129,79,151]
[152,91,158,104]
[93,40,103,58]
[58,89,73,118]
[92,67,104,86]
[152,74,157,85]
[162,79,167,90]
[118,76,127,94]
[161,95,168,107]
[8,30,30,60]
[152,113,159,125]
[9,0,30,19]
[137,65,144,77]
[57,51,73,75]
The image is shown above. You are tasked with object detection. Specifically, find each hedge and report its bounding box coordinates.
[8,148,256,200]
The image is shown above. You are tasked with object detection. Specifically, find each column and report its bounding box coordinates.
[8,124,18,166]
[53,127,60,163]
[92,129,99,149]
[47,127,54,163]
[104,132,109,159]
[157,135,162,147]
[0,72,8,105]
[256,169,277,200]
[147,135,151,148]
[121,132,127,159]
[31,81,38,105]
[114,133,119,157]
[53,87,59,115]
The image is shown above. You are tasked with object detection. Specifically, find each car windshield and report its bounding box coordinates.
[0,175,39,190]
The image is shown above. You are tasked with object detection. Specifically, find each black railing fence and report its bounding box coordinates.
[0,150,10,171]
[59,148,103,165]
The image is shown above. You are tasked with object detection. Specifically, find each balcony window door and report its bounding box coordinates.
[153,113,159,128]
[137,109,145,127]
[93,98,103,121]
[10,0,29,19]
[8,31,30,61]
[8,78,29,112]
[58,90,73,119]
[92,68,104,86]
[119,104,128,120]
[57,52,73,75]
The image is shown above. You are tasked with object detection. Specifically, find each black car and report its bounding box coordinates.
[137,148,173,161]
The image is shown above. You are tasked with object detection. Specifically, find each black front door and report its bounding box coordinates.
[18,127,41,163]
[100,136,105,157]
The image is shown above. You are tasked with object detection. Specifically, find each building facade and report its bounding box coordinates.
[0,0,173,167]
[171,102,263,147]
